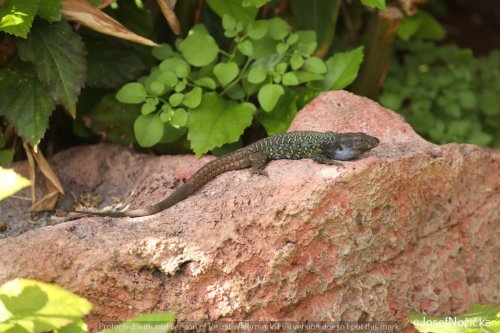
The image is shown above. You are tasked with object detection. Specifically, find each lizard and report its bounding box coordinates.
[70,131,379,218]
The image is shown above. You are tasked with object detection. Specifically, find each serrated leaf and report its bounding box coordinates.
[116,83,148,104]
[179,26,219,67]
[182,87,202,108]
[17,19,86,117]
[268,17,289,40]
[0,168,31,201]
[360,0,386,10]
[187,93,254,157]
[38,0,62,23]
[258,84,284,112]
[257,88,297,135]
[213,62,239,86]
[247,20,268,40]
[134,114,165,147]
[0,60,56,146]
[0,0,38,38]
[0,279,92,333]
[206,0,258,24]
[323,46,364,90]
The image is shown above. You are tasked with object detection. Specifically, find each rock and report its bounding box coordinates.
[0,91,498,330]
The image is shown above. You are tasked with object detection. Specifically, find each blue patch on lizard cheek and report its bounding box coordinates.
[334,149,358,161]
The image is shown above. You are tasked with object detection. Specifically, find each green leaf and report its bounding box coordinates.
[222,14,236,33]
[290,53,304,70]
[38,0,61,23]
[159,58,191,78]
[178,26,219,67]
[0,278,92,333]
[187,93,254,157]
[247,20,268,40]
[194,77,216,90]
[294,71,324,83]
[86,94,140,145]
[0,60,56,146]
[478,90,500,116]
[17,19,86,117]
[257,88,297,135]
[468,130,492,146]
[397,15,422,40]
[276,42,288,55]
[85,38,150,89]
[323,46,364,90]
[159,71,178,88]
[304,57,327,74]
[268,17,289,40]
[116,83,148,104]
[242,0,271,7]
[282,72,299,86]
[207,0,258,24]
[0,0,38,38]
[296,30,318,55]
[458,91,476,109]
[290,0,340,57]
[360,0,386,10]
[247,67,267,84]
[150,80,165,96]
[237,40,254,57]
[0,168,30,201]
[169,93,184,107]
[0,150,14,165]
[413,10,446,40]
[226,84,245,100]
[258,84,285,112]
[182,87,203,108]
[141,103,156,115]
[99,313,175,333]
[152,44,174,60]
[134,114,165,147]
[213,62,239,87]
[170,108,188,128]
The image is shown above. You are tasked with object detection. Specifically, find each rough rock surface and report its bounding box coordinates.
[0,91,499,330]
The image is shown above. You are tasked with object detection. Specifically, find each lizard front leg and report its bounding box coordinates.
[249,151,269,176]
[312,152,345,167]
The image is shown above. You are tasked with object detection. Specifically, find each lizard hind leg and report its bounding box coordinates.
[249,151,269,176]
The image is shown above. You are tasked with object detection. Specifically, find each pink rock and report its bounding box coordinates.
[0,91,498,330]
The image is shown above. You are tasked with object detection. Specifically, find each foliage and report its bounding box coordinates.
[410,304,500,333]
[0,279,175,333]
[0,0,60,38]
[0,168,30,201]
[116,2,364,156]
[379,41,500,147]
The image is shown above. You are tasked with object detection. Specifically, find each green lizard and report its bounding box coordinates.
[72,131,379,218]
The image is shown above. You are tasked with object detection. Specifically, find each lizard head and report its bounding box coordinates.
[321,132,380,161]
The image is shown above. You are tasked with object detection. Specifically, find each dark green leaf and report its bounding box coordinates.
[85,38,149,89]
[413,10,446,40]
[0,150,14,165]
[17,19,86,117]
[478,90,500,116]
[0,60,55,146]
[116,83,148,104]
[258,84,285,112]
[134,114,165,147]
[37,0,61,23]
[86,94,140,145]
[0,0,38,38]
[187,93,254,156]
[178,26,219,67]
[323,46,364,90]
